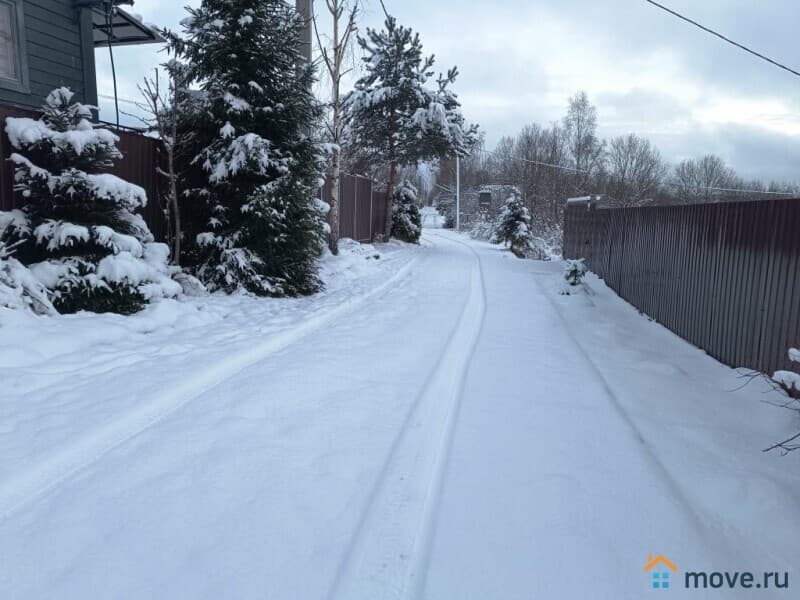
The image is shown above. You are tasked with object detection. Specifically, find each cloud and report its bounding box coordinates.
[596,88,692,135]
[703,125,800,182]
[97,0,800,182]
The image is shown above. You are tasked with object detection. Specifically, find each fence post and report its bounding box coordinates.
[337,176,342,240]
[369,179,374,242]
[353,176,358,241]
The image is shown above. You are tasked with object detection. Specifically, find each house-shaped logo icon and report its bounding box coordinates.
[645,554,678,590]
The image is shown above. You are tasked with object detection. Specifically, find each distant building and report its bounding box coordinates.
[433,184,519,228]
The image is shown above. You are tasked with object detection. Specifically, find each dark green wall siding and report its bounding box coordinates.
[0,0,94,108]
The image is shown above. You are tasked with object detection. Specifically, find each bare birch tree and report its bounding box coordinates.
[564,91,605,195]
[135,62,189,264]
[313,0,358,255]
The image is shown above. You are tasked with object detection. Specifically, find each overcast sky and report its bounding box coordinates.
[98,0,800,182]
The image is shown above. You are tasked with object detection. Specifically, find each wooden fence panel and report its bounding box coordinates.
[112,128,165,240]
[563,198,800,375]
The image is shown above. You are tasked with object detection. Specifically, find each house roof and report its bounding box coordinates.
[91,7,164,47]
[644,555,678,572]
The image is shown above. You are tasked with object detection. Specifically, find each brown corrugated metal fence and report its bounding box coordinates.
[319,172,387,243]
[563,198,800,376]
[111,128,166,240]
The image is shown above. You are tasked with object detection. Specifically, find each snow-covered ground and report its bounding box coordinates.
[420,205,444,229]
[1,230,798,598]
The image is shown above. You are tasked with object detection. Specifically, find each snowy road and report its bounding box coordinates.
[1,230,799,598]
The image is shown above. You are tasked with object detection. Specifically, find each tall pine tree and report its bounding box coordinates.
[345,16,477,239]
[165,0,326,296]
[0,88,179,314]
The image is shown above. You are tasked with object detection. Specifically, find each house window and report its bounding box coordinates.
[0,3,16,80]
[0,0,27,91]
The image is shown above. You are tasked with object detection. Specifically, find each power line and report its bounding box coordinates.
[644,0,800,79]
[477,147,589,174]
[98,93,141,107]
[662,182,795,196]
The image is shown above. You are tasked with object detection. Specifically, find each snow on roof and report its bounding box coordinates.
[566,195,609,205]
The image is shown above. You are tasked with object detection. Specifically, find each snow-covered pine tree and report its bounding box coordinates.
[345,16,477,239]
[492,191,533,258]
[391,180,422,243]
[165,0,326,296]
[0,88,179,314]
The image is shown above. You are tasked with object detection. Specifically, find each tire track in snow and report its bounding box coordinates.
[0,251,423,523]
[328,233,486,600]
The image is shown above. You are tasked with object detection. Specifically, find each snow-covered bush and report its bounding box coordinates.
[773,348,800,400]
[391,180,422,243]
[0,88,179,314]
[436,193,456,229]
[767,348,800,453]
[492,192,532,258]
[0,235,55,314]
[469,211,497,241]
[166,0,325,297]
[563,259,588,286]
[528,224,563,261]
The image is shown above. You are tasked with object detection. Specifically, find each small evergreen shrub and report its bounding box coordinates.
[391,180,422,243]
[492,191,532,258]
[0,88,179,314]
[563,259,588,287]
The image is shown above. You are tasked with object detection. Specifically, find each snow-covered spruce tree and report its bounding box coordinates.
[391,180,422,243]
[492,192,533,258]
[0,88,179,314]
[344,16,477,239]
[164,1,326,296]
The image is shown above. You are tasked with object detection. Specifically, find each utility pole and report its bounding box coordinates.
[296,0,313,68]
[456,155,461,232]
